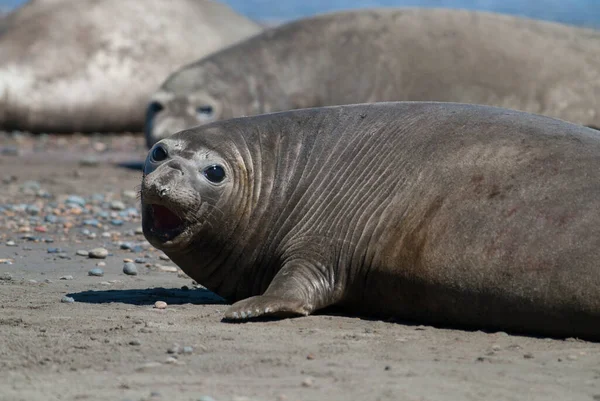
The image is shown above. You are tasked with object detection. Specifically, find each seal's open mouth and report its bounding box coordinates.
[148,204,185,241]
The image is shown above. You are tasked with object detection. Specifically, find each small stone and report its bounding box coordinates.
[134,258,147,264]
[76,250,89,257]
[47,247,62,254]
[523,353,534,359]
[6,240,16,247]
[100,281,111,286]
[79,157,98,167]
[61,296,75,303]
[156,264,178,273]
[110,219,124,226]
[88,247,108,259]
[0,259,14,265]
[122,190,137,199]
[301,378,314,387]
[197,397,216,401]
[123,258,133,263]
[135,226,144,235]
[0,273,13,280]
[182,346,193,354]
[135,362,162,372]
[83,219,101,227]
[167,344,181,354]
[164,357,179,365]
[28,279,38,284]
[154,301,167,309]
[123,262,138,276]
[158,254,170,261]
[567,354,578,361]
[65,195,86,207]
[60,275,74,280]
[101,232,111,238]
[491,344,502,351]
[306,353,315,360]
[129,339,141,346]
[88,268,104,277]
[110,201,126,211]
[120,242,133,250]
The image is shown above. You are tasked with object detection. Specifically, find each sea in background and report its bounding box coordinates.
[0,0,599,28]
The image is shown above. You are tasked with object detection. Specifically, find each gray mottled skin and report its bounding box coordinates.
[0,0,261,133]
[146,8,600,148]
[141,102,600,340]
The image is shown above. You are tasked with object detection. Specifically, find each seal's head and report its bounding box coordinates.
[140,131,237,253]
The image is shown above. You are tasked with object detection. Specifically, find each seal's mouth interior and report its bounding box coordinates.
[149,204,185,241]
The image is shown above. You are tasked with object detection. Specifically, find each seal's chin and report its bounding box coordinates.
[144,204,188,248]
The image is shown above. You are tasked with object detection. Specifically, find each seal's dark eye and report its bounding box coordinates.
[203,165,225,183]
[196,105,214,120]
[151,145,168,162]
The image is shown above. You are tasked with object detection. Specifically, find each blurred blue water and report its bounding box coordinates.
[1,0,599,28]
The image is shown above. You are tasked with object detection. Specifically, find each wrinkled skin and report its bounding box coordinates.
[141,102,600,340]
[145,8,600,147]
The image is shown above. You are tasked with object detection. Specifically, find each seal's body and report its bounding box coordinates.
[0,0,261,133]
[145,8,600,147]
[141,102,600,340]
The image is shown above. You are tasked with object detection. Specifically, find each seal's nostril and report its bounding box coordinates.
[159,187,169,198]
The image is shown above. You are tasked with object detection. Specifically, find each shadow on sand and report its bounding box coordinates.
[68,287,227,306]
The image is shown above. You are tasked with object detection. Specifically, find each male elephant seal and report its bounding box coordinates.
[140,101,600,340]
[145,8,600,148]
[0,0,261,133]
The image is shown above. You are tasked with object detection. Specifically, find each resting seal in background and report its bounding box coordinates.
[145,8,600,147]
[140,101,600,340]
[0,0,261,133]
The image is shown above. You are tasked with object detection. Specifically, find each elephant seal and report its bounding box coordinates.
[140,101,600,340]
[145,8,600,148]
[0,0,261,133]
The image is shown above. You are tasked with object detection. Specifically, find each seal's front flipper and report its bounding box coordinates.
[222,259,339,321]
[223,295,311,320]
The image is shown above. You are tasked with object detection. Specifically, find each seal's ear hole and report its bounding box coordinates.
[203,164,226,183]
[196,105,215,121]
[151,144,168,162]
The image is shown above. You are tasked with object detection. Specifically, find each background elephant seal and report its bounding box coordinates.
[0,0,261,133]
[140,101,600,340]
[145,8,600,147]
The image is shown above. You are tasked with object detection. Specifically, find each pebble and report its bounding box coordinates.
[123,258,133,263]
[182,346,193,355]
[135,226,144,235]
[197,397,216,401]
[567,354,578,361]
[135,362,162,372]
[110,201,126,211]
[83,219,101,227]
[88,268,104,277]
[158,254,170,261]
[76,250,89,257]
[120,242,133,250]
[79,157,98,167]
[60,275,74,280]
[61,296,75,303]
[134,258,147,264]
[0,273,13,280]
[0,259,14,265]
[47,247,62,254]
[491,344,502,351]
[123,262,138,276]
[88,247,108,259]
[164,357,180,365]
[122,190,137,199]
[154,301,167,309]
[167,344,181,354]
[6,241,16,247]
[96,261,106,267]
[100,281,111,286]
[156,264,178,273]
[28,279,38,284]
[301,378,314,387]
[111,219,124,226]
[129,339,141,346]
[65,195,86,207]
